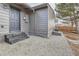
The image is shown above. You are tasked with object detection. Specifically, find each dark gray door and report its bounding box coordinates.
[10,7,20,32]
[35,8,48,37]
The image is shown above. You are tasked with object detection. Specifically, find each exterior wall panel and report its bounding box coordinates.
[0,3,55,39]
[0,4,9,34]
[20,11,29,34]
[34,8,48,37]
[0,4,30,34]
[0,4,10,42]
[48,5,55,37]
[0,3,31,42]
[29,13,35,35]
[29,8,48,38]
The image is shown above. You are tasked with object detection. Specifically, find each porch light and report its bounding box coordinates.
[23,17,28,23]
[23,16,26,20]
[23,17,26,21]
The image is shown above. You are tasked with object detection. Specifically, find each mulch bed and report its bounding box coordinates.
[64,32,79,55]
[69,43,79,56]
[57,26,76,33]
[64,33,79,40]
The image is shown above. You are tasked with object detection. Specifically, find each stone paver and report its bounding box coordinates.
[0,35,74,56]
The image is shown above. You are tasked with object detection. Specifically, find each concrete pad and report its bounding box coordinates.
[0,35,74,56]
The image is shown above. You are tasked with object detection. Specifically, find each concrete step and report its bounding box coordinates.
[4,32,29,44]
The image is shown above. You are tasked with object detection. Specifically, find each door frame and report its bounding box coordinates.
[9,5,21,33]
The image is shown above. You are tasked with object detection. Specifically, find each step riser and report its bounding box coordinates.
[4,32,29,44]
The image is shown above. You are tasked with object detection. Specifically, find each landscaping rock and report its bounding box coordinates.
[52,31,61,36]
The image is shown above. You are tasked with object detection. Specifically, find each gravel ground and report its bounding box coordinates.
[0,35,74,56]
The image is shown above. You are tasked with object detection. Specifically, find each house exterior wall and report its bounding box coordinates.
[0,3,55,39]
[0,3,30,42]
[48,5,55,37]
[0,4,10,42]
[0,3,30,34]
[29,13,35,35]
[10,4,30,34]
[35,8,48,37]
[29,8,48,38]
[20,11,29,34]
[0,4,9,34]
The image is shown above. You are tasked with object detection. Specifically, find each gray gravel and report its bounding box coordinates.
[0,35,74,56]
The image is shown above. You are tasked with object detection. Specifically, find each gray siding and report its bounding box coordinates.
[0,4,10,42]
[20,11,29,34]
[29,13,35,35]
[48,5,55,37]
[35,8,48,37]
[0,3,55,38]
[0,4,30,34]
[0,4,9,34]
[29,8,48,37]
[0,4,30,42]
